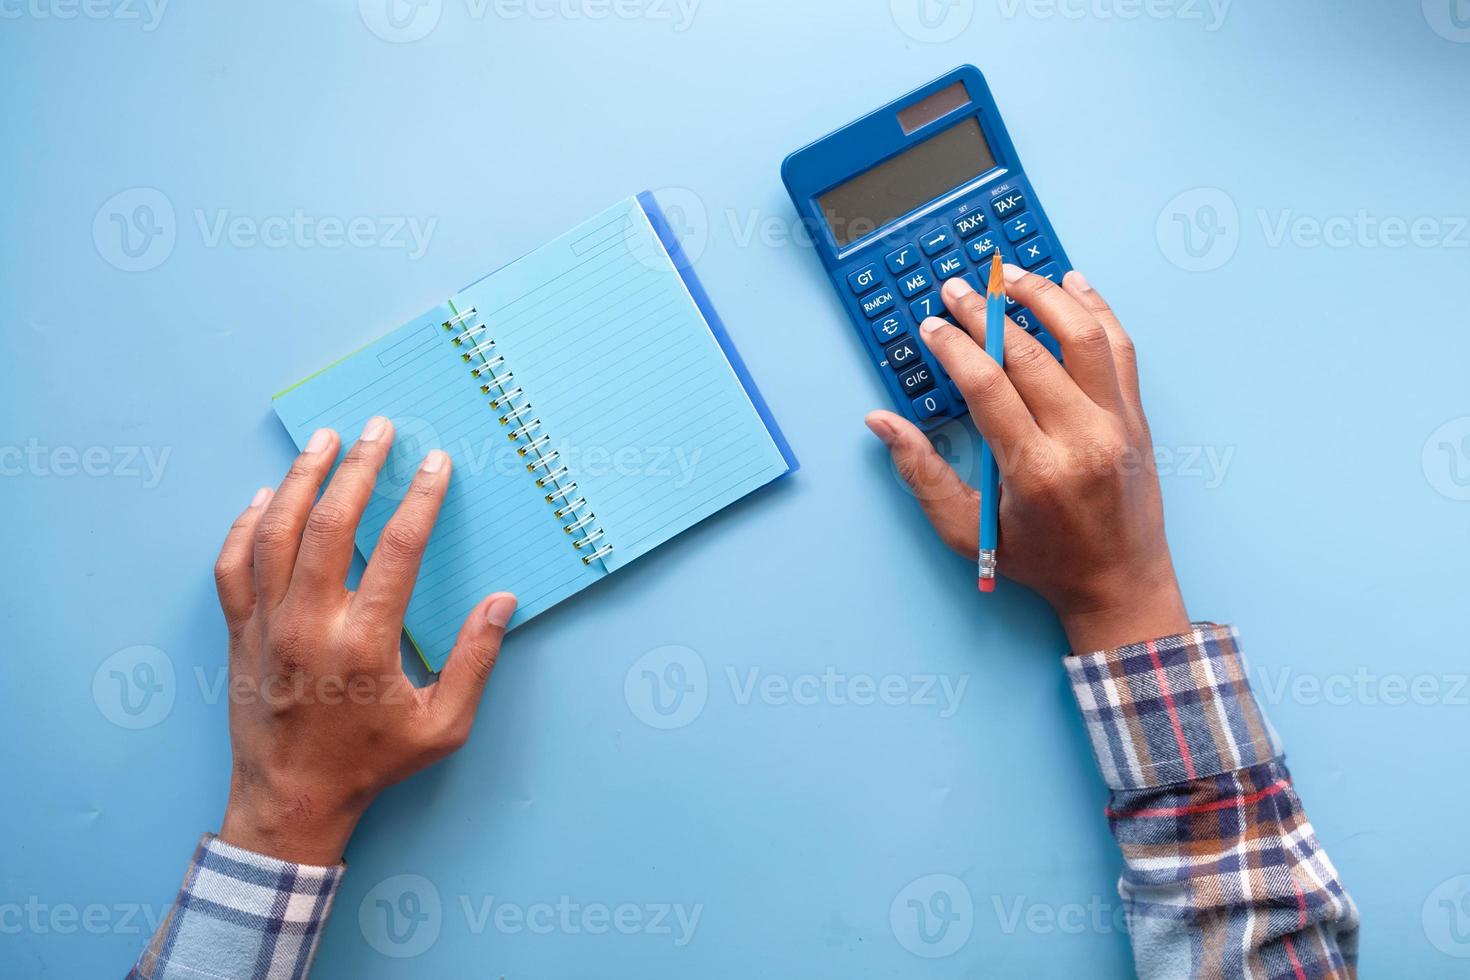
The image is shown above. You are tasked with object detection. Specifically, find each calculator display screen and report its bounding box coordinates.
[817,117,997,248]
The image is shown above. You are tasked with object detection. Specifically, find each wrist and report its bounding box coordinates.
[219,784,364,866]
[1055,563,1190,654]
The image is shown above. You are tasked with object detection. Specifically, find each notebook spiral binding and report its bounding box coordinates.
[443,309,615,566]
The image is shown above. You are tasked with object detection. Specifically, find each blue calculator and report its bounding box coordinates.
[782,65,1073,429]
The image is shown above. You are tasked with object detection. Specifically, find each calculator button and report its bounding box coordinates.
[909,292,945,322]
[954,212,988,238]
[1012,308,1040,333]
[847,263,882,294]
[919,228,953,256]
[1033,262,1064,284]
[897,267,932,298]
[932,250,965,281]
[860,287,896,319]
[885,244,920,275]
[898,362,936,397]
[967,233,1000,263]
[1017,235,1052,269]
[947,381,964,405]
[992,190,1027,219]
[1004,212,1038,242]
[911,389,947,421]
[870,312,907,344]
[883,336,923,372]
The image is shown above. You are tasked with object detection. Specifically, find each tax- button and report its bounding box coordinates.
[1004,211,1038,242]
[992,190,1027,219]
[919,228,953,256]
[898,362,936,397]
[883,336,923,371]
[860,287,896,319]
[847,263,882,294]
[886,244,919,274]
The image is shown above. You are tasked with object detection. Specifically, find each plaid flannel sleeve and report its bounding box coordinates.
[1066,624,1360,980]
[129,834,343,980]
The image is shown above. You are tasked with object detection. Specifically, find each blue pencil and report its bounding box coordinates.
[978,254,1005,593]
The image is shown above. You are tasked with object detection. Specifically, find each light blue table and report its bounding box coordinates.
[4,3,1469,976]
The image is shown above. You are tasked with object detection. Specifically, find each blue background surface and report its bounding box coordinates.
[3,2,1469,976]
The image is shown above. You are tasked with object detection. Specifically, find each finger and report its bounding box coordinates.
[430,593,517,734]
[939,277,1092,428]
[1000,264,1123,410]
[351,450,451,636]
[254,428,341,606]
[917,316,1042,461]
[215,487,273,631]
[1061,271,1142,413]
[291,417,395,604]
[866,411,978,558]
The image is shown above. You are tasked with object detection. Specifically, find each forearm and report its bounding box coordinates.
[1068,624,1359,980]
[130,834,343,980]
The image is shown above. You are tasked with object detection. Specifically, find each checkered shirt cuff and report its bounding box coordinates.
[1065,623,1284,791]
[131,833,344,980]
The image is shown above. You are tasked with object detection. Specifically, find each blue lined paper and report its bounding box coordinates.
[453,198,789,571]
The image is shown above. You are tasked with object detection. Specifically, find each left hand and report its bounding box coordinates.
[212,418,517,865]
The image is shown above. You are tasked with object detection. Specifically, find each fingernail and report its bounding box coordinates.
[865,415,897,447]
[920,316,947,336]
[1069,269,1092,292]
[249,487,272,509]
[421,450,449,474]
[304,428,333,455]
[360,416,388,442]
[485,594,518,628]
[1002,263,1027,284]
[942,277,974,299]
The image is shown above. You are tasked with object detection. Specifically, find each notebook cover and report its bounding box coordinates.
[637,190,800,476]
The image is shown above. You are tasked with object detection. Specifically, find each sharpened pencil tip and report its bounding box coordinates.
[987,253,1004,296]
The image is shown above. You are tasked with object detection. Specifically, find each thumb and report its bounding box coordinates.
[866,411,979,559]
[433,593,517,721]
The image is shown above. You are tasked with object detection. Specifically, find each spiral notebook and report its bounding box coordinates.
[273,193,797,671]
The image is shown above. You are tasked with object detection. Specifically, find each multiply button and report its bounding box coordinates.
[1017,235,1052,268]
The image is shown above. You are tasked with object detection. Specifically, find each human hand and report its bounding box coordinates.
[212,419,517,865]
[866,267,1190,654]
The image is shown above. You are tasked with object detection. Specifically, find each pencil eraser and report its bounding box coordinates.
[978,579,996,593]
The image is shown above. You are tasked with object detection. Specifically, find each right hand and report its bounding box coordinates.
[865,266,1191,654]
